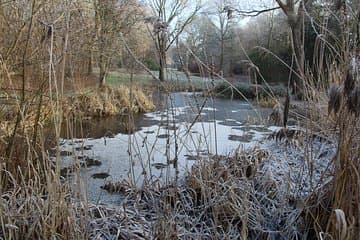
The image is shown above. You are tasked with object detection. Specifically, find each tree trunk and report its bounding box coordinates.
[87,51,93,75]
[159,50,166,82]
[159,62,165,82]
[99,74,106,87]
[99,54,106,87]
[220,36,224,73]
[290,25,305,98]
[276,0,307,99]
[287,1,306,99]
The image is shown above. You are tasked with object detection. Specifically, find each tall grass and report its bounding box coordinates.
[0,64,155,239]
[304,69,359,239]
[0,163,85,239]
[298,3,360,238]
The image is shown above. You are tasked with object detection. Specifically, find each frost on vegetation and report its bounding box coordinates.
[79,132,336,239]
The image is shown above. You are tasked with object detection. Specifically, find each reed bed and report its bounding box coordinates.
[304,69,360,239]
[0,85,154,137]
[0,164,84,239]
[63,85,155,118]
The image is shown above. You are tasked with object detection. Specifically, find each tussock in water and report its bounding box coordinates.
[101,180,133,194]
[91,172,110,179]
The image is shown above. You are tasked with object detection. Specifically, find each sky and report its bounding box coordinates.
[198,0,278,27]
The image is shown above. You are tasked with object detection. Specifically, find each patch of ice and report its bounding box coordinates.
[202,107,217,111]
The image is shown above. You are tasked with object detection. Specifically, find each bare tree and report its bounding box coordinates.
[206,0,237,73]
[94,0,116,87]
[93,0,143,87]
[274,0,313,97]
[222,1,310,97]
[146,0,201,82]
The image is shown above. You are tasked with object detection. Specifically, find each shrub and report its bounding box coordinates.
[231,61,246,75]
[144,58,160,71]
[249,49,291,84]
[215,82,286,100]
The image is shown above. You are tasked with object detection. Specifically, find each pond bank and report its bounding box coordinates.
[215,82,287,100]
[63,85,155,118]
[0,85,155,138]
[79,130,335,239]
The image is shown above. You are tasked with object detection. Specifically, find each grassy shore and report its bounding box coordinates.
[103,68,213,91]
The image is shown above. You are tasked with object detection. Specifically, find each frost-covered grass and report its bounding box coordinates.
[104,68,211,91]
[66,131,336,239]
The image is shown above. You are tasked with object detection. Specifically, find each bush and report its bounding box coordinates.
[215,82,287,100]
[188,62,200,74]
[215,82,255,99]
[231,62,246,75]
[249,49,291,84]
[144,58,160,71]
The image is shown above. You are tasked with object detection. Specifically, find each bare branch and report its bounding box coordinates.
[231,6,282,17]
[275,0,288,13]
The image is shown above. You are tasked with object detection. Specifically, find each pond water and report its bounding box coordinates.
[55,92,279,205]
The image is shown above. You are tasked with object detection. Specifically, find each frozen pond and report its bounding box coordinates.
[55,92,280,204]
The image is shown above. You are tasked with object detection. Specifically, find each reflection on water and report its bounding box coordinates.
[60,114,159,139]
[56,92,276,204]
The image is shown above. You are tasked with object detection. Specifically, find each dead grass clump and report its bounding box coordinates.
[256,96,278,108]
[64,85,155,118]
[305,68,360,239]
[0,168,84,239]
[0,94,52,138]
[146,148,304,239]
[86,203,153,239]
[183,156,258,238]
[101,179,133,194]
